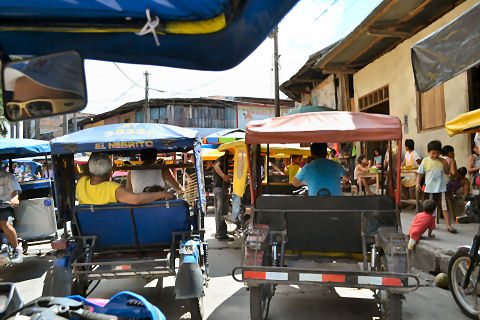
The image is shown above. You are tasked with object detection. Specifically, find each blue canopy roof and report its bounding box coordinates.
[0,138,51,159]
[0,0,298,71]
[50,123,200,154]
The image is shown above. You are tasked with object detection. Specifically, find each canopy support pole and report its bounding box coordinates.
[246,145,255,206]
[266,144,270,194]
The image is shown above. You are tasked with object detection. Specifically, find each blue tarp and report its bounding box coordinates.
[50,123,206,211]
[0,0,298,71]
[2,1,230,21]
[0,138,51,159]
[50,123,200,154]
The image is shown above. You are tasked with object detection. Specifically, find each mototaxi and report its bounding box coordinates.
[232,111,420,320]
[0,138,57,263]
[44,123,208,319]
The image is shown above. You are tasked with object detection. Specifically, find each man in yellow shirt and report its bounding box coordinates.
[76,153,174,205]
[284,155,302,183]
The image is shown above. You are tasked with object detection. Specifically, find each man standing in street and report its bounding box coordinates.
[0,170,23,264]
[213,153,234,241]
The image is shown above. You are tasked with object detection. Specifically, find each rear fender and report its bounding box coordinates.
[457,245,473,253]
[175,239,204,299]
[43,240,77,296]
[174,262,203,299]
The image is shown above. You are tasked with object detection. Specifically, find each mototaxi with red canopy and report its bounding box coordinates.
[233,111,419,320]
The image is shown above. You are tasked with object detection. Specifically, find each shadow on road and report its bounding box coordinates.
[0,255,53,282]
[207,285,380,320]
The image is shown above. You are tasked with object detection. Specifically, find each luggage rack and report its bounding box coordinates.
[70,232,188,281]
[72,258,172,280]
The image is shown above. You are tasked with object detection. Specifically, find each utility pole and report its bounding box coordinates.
[143,71,149,123]
[63,114,67,135]
[35,119,40,139]
[73,113,77,132]
[15,122,19,138]
[273,27,280,117]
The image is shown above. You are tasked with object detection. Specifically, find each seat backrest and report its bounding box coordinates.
[261,184,299,195]
[133,201,189,244]
[74,199,189,250]
[254,195,395,253]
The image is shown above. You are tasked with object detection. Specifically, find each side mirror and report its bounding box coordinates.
[2,51,87,121]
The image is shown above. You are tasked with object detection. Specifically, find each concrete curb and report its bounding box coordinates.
[408,240,457,274]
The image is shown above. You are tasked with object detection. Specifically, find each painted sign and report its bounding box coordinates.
[95,140,155,150]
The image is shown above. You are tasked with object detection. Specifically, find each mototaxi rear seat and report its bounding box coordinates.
[254,195,396,253]
[73,199,190,254]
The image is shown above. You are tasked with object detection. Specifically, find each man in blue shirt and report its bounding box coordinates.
[292,143,347,196]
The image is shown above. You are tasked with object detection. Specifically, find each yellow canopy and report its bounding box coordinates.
[218,140,310,156]
[445,109,480,136]
[202,148,224,161]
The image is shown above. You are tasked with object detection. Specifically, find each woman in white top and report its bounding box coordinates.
[126,148,184,194]
[401,139,422,168]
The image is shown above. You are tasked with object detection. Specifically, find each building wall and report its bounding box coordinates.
[353,0,477,167]
[85,105,236,129]
[237,103,292,129]
[311,75,337,109]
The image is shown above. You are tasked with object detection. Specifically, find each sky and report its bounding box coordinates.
[83,0,383,115]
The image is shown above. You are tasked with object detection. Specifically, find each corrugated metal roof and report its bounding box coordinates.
[313,0,466,73]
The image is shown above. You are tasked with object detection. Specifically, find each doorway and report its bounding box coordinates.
[358,86,390,161]
[468,66,480,149]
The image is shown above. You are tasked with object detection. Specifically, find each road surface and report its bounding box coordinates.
[0,214,471,319]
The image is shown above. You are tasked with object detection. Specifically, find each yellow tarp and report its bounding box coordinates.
[445,109,480,136]
[233,144,248,197]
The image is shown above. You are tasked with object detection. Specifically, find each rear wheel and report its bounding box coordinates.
[376,255,403,320]
[188,296,204,320]
[71,278,88,297]
[449,250,480,319]
[377,289,402,320]
[250,284,273,320]
[155,277,164,296]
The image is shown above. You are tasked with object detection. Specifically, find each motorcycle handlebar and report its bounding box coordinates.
[72,309,119,320]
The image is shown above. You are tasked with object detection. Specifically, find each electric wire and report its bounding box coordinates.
[113,62,165,93]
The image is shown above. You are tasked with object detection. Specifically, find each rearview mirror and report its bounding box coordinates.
[2,51,87,121]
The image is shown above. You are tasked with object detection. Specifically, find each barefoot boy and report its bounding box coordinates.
[408,199,436,249]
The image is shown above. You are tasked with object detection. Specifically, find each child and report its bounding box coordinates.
[416,140,457,233]
[441,145,470,196]
[373,149,382,167]
[408,199,436,249]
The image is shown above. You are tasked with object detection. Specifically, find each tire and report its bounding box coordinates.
[448,250,480,319]
[188,296,204,320]
[250,285,272,320]
[156,277,164,296]
[378,290,402,320]
[71,278,88,297]
[376,255,403,320]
